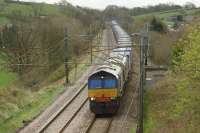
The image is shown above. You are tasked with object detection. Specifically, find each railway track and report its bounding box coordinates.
[84,116,113,133]
[19,28,116,133]
[58,98,89,133]
[37,84,88,133]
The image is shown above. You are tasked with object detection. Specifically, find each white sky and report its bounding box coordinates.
[22,0,200,9]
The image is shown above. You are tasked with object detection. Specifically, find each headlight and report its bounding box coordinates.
[110,97,116,100]
[91,97,95,101]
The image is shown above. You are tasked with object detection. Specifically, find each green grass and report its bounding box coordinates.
[131,128,136,133]
[0,56,90,133]
[0,55,17,88]
[0,84,65,133]
[47,54,91,83]
[134,8,199,20]
[0,2,59,15]
[0,70,17,87]
[0,16,9,24]
[133,8,200,27]
[0,1,97,133]
[0,1,61,25]
[0,53,92,133]
[41,4,60,15]
[2,3,33,15]
[144,91,156,133]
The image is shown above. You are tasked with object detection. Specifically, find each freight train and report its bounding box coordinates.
[88,21,133,114]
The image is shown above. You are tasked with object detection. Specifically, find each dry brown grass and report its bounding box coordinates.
[149,30,184,65]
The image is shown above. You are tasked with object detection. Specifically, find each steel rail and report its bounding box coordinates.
[83,116,96,133]
[83,117,113,133]
[59,98,89,133]
[37,83,87,133]
[104,118,113,133]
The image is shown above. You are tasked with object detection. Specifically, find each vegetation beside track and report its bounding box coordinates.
[144,20,200,133]
[132,6,200,65]
[0,84,64,133]
[0,52,94,133]
[0,1,103,132]
[0,55,17,87]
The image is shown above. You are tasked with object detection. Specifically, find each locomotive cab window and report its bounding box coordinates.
[104,79,117,88]
[88,80,102,88]
[88,71,118,89]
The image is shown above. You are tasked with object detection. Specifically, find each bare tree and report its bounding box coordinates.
[0,23,38,74]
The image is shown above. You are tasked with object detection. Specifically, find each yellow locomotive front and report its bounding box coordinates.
[88,71,120,114]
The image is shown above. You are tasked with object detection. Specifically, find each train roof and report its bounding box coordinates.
[91,64,122,79]
[89,20,132,80]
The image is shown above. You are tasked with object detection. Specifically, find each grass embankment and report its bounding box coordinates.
[47,55,91,83]
[0,55,63,133]
[144,21,200,133]
[0,1,102,132]
[0,28,102,132]
[0,53,92,133]
[0,33,97,132]
[0,85,64,133]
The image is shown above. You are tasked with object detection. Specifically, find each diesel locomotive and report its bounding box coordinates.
[88,21,133,114]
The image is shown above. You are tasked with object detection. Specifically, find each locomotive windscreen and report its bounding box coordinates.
[88,71,117,89]
[88,80,102,88]
[88,79,116,89]
[104,79,116,88]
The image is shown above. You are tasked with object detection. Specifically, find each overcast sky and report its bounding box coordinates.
[22,0,200,9]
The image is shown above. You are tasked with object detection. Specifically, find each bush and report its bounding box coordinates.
[172,22,200,80]
[150,17,168,33]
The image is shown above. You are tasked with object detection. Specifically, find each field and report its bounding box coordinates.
[0,0,61,25]
[133,8,200,27]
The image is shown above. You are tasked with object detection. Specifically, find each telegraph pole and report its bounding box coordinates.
[144,23,149,66]
[64,28,69,84]
[144,23,149,81]
[89,25,93,64]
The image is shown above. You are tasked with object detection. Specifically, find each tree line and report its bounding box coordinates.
[0,1,103,86]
